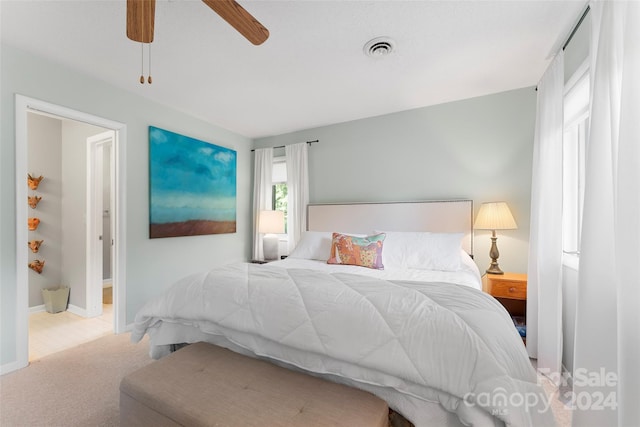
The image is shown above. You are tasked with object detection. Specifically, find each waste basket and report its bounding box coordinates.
[42,287,69,313]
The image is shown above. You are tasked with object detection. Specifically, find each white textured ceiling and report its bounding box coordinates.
[2,0,586,139]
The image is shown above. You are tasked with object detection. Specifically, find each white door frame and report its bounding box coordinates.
[14,95,127,370]
[86,132,114,318]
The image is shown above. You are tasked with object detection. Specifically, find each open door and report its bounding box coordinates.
[86,131,115,318]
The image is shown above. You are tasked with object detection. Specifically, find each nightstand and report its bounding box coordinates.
[482,272,527,344]
[250,256,287,264]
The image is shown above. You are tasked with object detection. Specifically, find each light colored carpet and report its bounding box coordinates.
[539,372,573,427]
[1,334,571,427]
[1,333,151,427]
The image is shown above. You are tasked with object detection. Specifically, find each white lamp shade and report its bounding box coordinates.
[474,202,517,230]
[259,210,285,234]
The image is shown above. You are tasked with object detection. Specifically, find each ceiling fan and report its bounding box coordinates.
[126,0,269,83]
[127,0,269,46]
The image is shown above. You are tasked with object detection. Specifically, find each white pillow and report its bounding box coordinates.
[377,231,464,271]
[288,231,333,261]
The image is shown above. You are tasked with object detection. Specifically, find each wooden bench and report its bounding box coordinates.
[120,342,389,427]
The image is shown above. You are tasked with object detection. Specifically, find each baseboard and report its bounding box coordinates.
[67,304,87,317]
[29,304,87,317]
[0,359,28,376]
[29,305,45,314]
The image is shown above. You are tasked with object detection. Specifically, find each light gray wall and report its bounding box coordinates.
[27,113,63,307]
[1,44,252,368]
[254,87,537,275]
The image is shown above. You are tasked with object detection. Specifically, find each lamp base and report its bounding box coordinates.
[486,234,504,274]
[263,234,279,261]
[486,264,504,275]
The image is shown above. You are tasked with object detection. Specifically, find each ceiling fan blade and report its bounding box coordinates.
[202,0,269,45]
[127,0,156,43]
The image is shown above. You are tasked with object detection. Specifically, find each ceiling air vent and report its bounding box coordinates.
[364,37,395,58]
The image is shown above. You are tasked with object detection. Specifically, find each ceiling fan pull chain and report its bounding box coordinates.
[148,43,152,84]
[139,42,145,84]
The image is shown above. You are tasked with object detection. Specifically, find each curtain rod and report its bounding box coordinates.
[251,139,319,152]
[535,5,590,92]
[562,5,590,51]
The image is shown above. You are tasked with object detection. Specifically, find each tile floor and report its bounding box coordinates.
[28,303,113,361]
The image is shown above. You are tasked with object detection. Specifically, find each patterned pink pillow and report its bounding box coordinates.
[327,233,386,269]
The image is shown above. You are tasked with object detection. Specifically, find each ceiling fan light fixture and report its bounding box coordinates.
[364,37,396,58]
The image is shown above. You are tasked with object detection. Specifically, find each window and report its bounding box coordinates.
[562,65,589,257]
[272,157,288,233]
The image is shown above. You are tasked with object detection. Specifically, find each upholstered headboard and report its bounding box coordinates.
[307,200,474,256]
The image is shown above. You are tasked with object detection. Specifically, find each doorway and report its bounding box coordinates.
[87,131,115,318]
[15,95,127,369]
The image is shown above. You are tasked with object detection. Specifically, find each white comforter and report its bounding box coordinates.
[268,255,483,289]
[132,263,554,427]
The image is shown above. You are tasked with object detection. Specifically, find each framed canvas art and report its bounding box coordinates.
[149,126,237,238]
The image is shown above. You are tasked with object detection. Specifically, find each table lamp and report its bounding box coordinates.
[259,210,284,260]
[474,202,517,274]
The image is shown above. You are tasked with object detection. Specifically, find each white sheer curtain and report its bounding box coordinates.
[573,1,640,426]
[252,148,273,260]
[526,51,564,381]
[285,142,309,252]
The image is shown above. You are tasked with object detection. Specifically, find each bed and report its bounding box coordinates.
[131,200,555,427]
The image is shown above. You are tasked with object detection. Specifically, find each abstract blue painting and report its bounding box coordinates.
[149,126,236,238]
